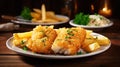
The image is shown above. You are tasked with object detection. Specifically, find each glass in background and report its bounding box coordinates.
[61,0,78,19]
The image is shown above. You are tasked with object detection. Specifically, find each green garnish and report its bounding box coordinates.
[41,37,47,42]
[21,40,26,44]
[41,37,47,46]
[67,29,72,34]
[95,24,99,26]
[73,12,90,25]
[45,26,49,29]
[69,33,74,36]
[77,51,83,55]
[39,30,45,34]
[65,36,71,39]
[67,29,74,36]
[65,29,74,39]
[100,16,103,20]
[20,7,32,20]
[23,46,28,51]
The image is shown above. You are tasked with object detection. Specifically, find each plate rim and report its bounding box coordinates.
[69,20,113,28]
[6,33,111,59]
[11,15,69,25]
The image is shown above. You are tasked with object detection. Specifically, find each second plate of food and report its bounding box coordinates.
[69,14,113,29]
[12,15,69,25]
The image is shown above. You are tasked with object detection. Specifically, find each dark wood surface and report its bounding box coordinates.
[0,18,120,67]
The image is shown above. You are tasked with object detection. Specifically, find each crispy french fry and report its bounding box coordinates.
[32,18,39,22]
[31,12,41,19]
[86,30,93,36]
[31,4,68,23]
[13,31,32,38]
[12,31,32,47]
[81,30,94,48]
[82,36,96,48]
[41,4,46,21]
[83,42,100,52]
[33,8,41,14]
[46,12,66,22]
[96,36,110,46]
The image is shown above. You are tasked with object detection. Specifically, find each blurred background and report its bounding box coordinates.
[0,0,120,21]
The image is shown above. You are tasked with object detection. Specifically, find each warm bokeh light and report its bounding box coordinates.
[98,0,112,17]
[91,4,94,13]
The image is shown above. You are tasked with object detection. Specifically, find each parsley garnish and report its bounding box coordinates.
[65,29,74,39]
[41,37,47,42]
[20,7,32,20]
[21,40,25,44]
[73,12,90,25]
[77,51,83,55]
[23,46,28,51]
[41,37,47,46]
[65,36,71,39]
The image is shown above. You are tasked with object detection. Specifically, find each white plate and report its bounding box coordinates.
[11,15,69,25]
[69,20,113,29]
[6,33,111,59]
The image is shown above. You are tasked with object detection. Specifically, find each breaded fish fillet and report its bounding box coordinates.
[51,27,86,55]
[26,25,57,54]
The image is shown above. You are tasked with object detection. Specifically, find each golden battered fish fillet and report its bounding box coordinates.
[26,25,57,54]
[51,27,86,55]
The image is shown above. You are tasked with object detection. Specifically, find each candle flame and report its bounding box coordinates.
[102,0,108,12]
[98,0,112,17]
[102,7,107,11]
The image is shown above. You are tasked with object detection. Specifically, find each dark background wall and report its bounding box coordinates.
[0,0,120,20]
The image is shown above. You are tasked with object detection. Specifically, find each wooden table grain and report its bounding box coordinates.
[0,19,120,67]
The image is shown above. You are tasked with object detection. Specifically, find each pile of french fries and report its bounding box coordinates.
[31,4,67,23]
[81,30,110,52]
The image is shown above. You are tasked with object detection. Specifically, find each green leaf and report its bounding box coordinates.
[77,51,83,55]
[73,12,90,25]
[20,7,32,20]
[22,46,28,51]
[21,40,25,44]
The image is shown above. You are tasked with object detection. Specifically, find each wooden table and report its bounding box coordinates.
[0,19,120,67]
